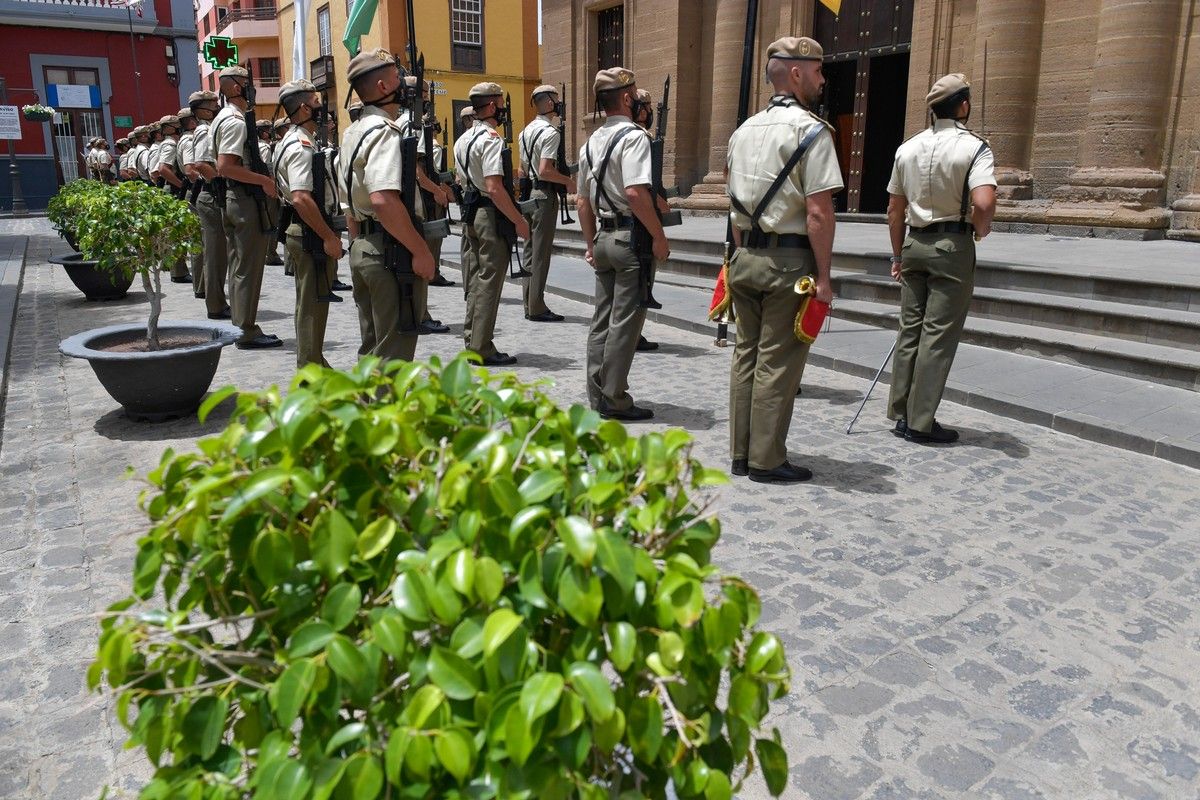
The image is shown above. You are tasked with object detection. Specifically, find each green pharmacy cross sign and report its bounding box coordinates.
[203,37,240,69]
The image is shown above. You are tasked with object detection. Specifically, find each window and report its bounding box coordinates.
[318,5,332,56]
[202,15,210,36]
[597,5,624,71]
[345,0,354,17]
[258,57,281,86]
[450,0,483,72]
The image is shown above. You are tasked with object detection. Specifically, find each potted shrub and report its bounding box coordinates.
[46,180,135,300]
[21,102,54,122]
[58,181,239,421]
[90,357,793,798]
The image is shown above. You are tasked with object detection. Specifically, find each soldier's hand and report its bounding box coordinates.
[438,186,453,207]
[656,196,671,215]
[585,247,596,268]
[323,235,344,261]
[652,233,670,263]
[414,250,437,281]
[516,218,531,240]
[814,277,833,305]
[261,178,278,200]
[566,179,577,195]
[890,260,902,281]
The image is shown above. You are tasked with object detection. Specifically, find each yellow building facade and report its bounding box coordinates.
[277,0,541,148]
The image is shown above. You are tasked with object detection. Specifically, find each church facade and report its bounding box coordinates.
[541,0,1200,241]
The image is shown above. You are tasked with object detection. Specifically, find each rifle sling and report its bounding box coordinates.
[586,124,639,217]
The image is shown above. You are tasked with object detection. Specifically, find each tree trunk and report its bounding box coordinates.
[146,267,162,351]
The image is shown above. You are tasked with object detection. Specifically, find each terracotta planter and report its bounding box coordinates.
[59,321,240,421]
[48,252,134,301]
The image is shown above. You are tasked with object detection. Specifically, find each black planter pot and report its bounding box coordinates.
[48,252,135,301]
[59,321,240,422]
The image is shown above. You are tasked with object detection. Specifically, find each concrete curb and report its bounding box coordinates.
[0,235,28,455]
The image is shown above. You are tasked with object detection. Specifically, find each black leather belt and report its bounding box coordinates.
[599,214,633,231]
[910,221,975,235]
[743,229,811,249]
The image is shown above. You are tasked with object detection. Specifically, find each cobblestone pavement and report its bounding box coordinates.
[1,219,1198,799]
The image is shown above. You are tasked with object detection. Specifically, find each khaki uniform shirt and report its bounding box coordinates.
[577,115,651,218]
[519,114,559,180]
[274,126,338,216]
[147,143,163,177]
[118,151,130,174]
[211,105,250,162]
[337,105,406,222]
[258,139,273,167]
[454,120,504,192]
[133,144,152,181]
[726,96,842,235]
[177,132,194,172]
[887,119,996,228]
[157,138,178,172]
[192,121,215,165]
[93,149,112,172]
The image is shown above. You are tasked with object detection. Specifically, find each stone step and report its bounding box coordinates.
[833,297,1200,392]
[834,272,1200,349]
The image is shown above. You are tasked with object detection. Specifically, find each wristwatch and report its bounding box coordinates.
[889,256,902,263]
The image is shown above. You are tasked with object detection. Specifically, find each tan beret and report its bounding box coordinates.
[531,84,557,101]
[279,79,317,103]
[273,117,290,130]
[347,48,396,83]
[116,138,129,146]
[147,122,162,132]
[255,119,272,129]
[177,108,193,119]
[188,90,218,104]
[459,105,476,121]
[926,73,971,106]
[767,36,823,61]
[219,65,249,79]
[159,114,180,127]
[594,67,636,94]
[636,89,651,102]
[95,139,108,146]
[348,98,363,111]
[469,81,504,100]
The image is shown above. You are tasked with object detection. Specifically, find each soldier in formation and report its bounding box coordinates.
[154,113,192,283]
[188,89,231,320]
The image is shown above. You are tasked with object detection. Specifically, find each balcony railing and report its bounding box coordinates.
[259,76,280,87]
[214,5,275,32]
[6,0,127,6]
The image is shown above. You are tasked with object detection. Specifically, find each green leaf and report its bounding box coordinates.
[321,583,362,631]
[441,357,472,397]
[447,548,476,597]
[182,696,228,760]
[558,564,603,626]
[221,467,290,522]
[289,621,335,658]
[324,722,368,755]
[592,705,625,752]
[745,631,782,675]
[428,646,481,700]
[271,658,316,727]
[312,509,356,580]
[518,469,566,504]
[326,635,368,687]
[356,517,396,560]
[755,737,789,796]
[627,695,663,762]
[565,661,615,723]
[728,674,764,727]
[400,684,446,728]
[556,516,597,567]
[596,530,635,593]
[704,770,733,800]
[259,758,312,799]
[335,751,383,800]
[519,672,564,723]
[474,556,504,604]
[517,551,550,609]
[658,631,685,670]
[482,608,523,658]
[251,528,294,586]
[391,572,430,622]
[503,702,539,766]
[372,614,409,659]
[606,621,637,671]
[508,506,549,544]
[198,385,237,424]
[434,728,475,784]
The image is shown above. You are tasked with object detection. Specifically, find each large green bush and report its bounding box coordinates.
[46,178,106,246]
[92,358,791,799]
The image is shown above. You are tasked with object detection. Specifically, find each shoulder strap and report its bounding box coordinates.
[344,122,392,219]
[458,127,489,188]
[272,137,306,192]
[729,122,825,226]
[521,127,547,173]
[960,140,989,223]
[590,124,638,213]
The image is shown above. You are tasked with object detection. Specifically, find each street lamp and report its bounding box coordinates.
[0,76,29,217]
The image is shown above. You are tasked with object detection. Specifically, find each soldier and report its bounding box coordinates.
[257,119,285,269]
[83,137,99,178]
[132,125,154,183]
[455,82,529,366]
[337,48,437,361]
[425,115,455,290]
[347,99,364,123]
[188,90,231,318]
[630,87,663,353]
[517,85,572,322]
[575,67,668,421]
[114,138,130,181]
[274,79,345,368]
[92,138,114,183]
[725,36,840,483]
[175,108,206,297]
[456,104,477,297]
[886,73,996,444]
[155,114,192,283]
[213,64,281,349]
[147,122,165,186]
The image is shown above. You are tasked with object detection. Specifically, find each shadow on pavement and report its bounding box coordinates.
[92,396,237,442]
[513,352,577,372]
[789,452,898,494]
[644,401,718,431]
[955,426,1031,459]
[799,384,864,406]
[646,341,711,359]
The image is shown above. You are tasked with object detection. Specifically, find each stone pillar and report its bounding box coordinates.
[1168,110,1200,242]
[685,0,749,209]
[1050,0,1179,231]
[973,0,1045,201]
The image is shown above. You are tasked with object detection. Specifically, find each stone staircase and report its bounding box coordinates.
[549,226,1200,392]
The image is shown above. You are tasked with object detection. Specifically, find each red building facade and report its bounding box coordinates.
[1,0,200,210]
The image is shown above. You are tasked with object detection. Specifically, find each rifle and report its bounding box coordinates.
[500,93,538,278]
[630,75,680,309]
[241,75,278,234]
[438,115,457,224]
[555,83,577,225]
[302,96,337,304]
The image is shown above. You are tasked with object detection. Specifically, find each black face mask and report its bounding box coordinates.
[365,81,404,110]
[631,99,651,125]
[553,100,565,118]
[493,106,510,127]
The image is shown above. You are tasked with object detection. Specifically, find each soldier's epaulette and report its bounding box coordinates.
[956,123,990,147]
[297,134,313,147]
[799,107,835,134]
[486,127,501,138]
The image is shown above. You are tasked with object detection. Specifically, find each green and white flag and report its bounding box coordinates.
[343,0,378,56]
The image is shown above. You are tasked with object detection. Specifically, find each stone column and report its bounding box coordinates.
[1168,109,1200,241]
[973,0,1045,201]
[1050,0,1179,231]
[686,0,749,209]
